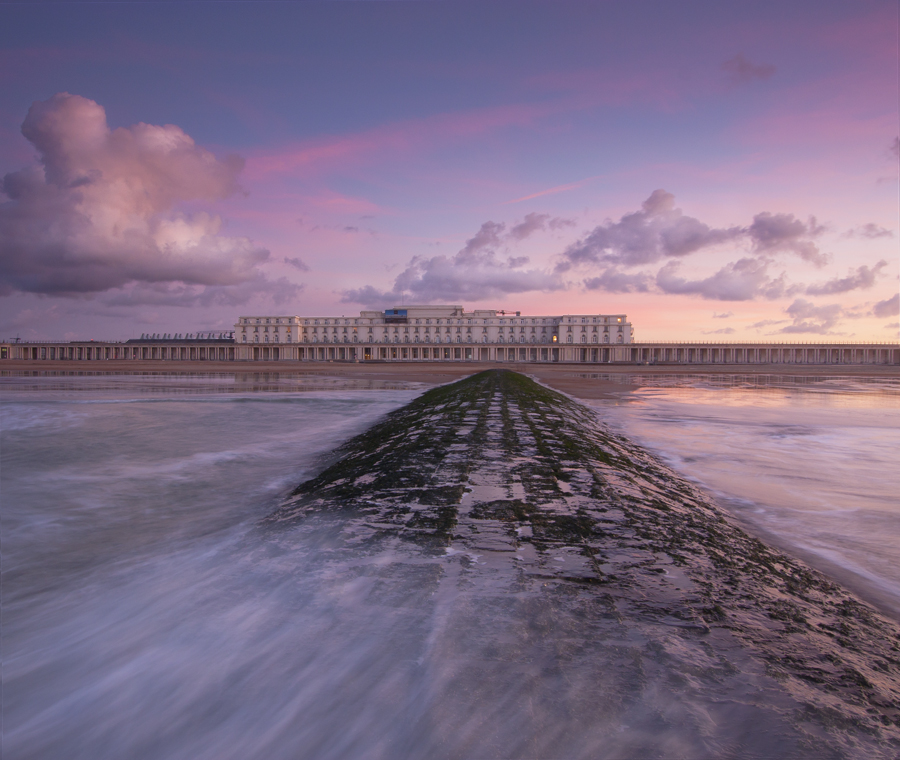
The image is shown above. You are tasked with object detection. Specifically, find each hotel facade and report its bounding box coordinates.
[233,305,632,363]
[2,304,899,365]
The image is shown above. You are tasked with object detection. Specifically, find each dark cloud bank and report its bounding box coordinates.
[0,93,296,306]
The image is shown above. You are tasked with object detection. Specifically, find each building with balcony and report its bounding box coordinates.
[233,305,633,362]
[3,307,897,365]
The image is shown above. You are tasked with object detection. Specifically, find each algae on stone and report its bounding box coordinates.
[268,369,900,757]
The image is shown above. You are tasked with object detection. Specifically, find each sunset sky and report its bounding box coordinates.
[1,0,897,341]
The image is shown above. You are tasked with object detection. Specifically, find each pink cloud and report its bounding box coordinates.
[299,189,382,214]
[503,175,603,205]
[244,101,559,181]
[0,93,281,300]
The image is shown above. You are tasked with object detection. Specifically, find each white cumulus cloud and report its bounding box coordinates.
[0,93,283,302]
[341,216,567,305]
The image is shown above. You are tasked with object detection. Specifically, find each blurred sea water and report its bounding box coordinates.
[2,371,898,759]
[591,373,900,620]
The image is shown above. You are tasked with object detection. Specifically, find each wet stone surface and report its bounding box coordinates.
[267,370,900,759]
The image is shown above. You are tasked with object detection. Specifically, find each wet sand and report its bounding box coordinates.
[5,362,899,756]
[5,360,898,402]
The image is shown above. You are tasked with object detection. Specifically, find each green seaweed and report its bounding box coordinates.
[263,369,900,741]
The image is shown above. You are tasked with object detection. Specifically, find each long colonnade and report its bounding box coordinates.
[235,342,900,365]
[4,339,898,365]
[626,343,900,366]
[2,340,235,362]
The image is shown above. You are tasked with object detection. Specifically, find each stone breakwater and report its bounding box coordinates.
[268,370,900,758]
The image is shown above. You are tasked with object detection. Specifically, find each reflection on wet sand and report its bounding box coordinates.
[3,368,899,759]
[592,374,900,622]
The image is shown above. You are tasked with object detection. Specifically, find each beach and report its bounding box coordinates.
[5,358,898,396]
[3,366,899,758]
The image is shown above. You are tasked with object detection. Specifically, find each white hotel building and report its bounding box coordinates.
[5,305,897,365]
[234,305,633,362]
